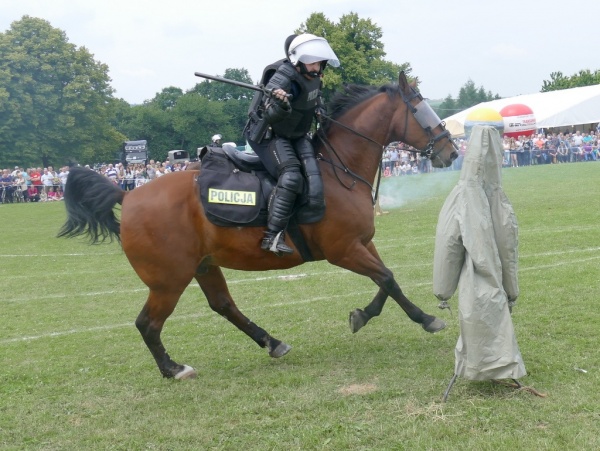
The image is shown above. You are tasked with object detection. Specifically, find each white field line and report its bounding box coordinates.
[0,252,118,258]
[2,249,600,345]
[0,268,368,304]
[371,224,600,246]
[2,222,597,257]
[3,247,600,304]
[0,285,432,345]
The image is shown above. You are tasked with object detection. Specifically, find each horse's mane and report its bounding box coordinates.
[318,83,400,136]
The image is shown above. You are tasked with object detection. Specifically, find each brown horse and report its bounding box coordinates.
[59,72,458,379]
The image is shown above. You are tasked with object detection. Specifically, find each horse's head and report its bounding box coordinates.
[395,71,458,168]
[317,75,458,177]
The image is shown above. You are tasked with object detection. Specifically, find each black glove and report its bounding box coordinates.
[264,99,291,124]
[272,94,291,110]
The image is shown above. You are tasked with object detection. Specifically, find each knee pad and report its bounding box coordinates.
[279,169,304,194]
[295,138,321,177]
[295,138,324,206]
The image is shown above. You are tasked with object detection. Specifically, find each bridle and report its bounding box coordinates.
[315,83,457,202]
[399,85,458,163]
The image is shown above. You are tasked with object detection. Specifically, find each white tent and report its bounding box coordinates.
[443,84,600,137]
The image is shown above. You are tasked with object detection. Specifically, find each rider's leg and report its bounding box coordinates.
[261,138,304,255]
[296,137,324,214]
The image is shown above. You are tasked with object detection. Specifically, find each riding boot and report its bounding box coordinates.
[261,230,293,255]
[261,185,297,256]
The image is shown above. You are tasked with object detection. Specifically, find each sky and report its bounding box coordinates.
[2,0,599,114]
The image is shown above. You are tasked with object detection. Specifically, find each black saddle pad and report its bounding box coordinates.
[199,147,271,227]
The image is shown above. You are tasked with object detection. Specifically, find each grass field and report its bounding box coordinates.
[1,162,599,450]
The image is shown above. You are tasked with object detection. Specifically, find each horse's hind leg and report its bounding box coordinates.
[196,265,291,358]
[136,289,196,379]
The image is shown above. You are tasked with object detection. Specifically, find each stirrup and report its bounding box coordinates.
[261,231,293,256]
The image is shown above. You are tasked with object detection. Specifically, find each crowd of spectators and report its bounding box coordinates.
[500,130,599,167]
[380,141,436,177]
[0,159,193,204]
[380,129,600,176]
[89,160,191,188]
[3,128,599,204]
[0,165,69,203]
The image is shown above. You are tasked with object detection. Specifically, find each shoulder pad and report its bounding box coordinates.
[261,59,287,85]
[265,62,297,91]
[277,61,297,78]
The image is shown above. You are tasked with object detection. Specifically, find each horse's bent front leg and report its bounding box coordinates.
[338,241,445,334]
[349,287,388,333]
[196,265,291,358]
[379,266,446,333]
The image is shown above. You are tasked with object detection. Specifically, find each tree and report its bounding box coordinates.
[297,12,412,100]
[172,94,237,152]
[191,68,254,101]
[435,80,500,119]
[0,16,124,168]
[542,69,600,92]
[146,86,184,110]
[187,68,253,145]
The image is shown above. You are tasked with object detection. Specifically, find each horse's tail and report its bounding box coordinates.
[57,167,126,244]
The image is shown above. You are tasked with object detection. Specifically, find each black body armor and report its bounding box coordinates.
[246,59,322,142]
[264,60,322,138]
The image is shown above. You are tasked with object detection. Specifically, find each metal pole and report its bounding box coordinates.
[194,72,263,93]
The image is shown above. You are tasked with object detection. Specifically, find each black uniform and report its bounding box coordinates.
[245,59,325,255]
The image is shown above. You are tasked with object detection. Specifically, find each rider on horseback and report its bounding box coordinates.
[244,33,340,256]
[210,134,222,147]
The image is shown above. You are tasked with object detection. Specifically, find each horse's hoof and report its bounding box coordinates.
[174,365,197,380]
[422,317,446,333]
[269,342,292,358]
[349,309,369,334]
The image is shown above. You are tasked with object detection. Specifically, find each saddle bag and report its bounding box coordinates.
[198,147,269,226]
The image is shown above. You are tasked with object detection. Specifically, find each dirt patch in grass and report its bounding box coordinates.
[337,383,378,395]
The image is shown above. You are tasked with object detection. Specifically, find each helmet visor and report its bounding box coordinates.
[293,39,340,67]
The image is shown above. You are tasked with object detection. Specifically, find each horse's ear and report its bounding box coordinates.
[398,71,411,93]
[399,71,418,92]
[399,71,407,84]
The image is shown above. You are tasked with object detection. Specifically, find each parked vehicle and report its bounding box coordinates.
[122,140,149,165]
[167,150,190,164]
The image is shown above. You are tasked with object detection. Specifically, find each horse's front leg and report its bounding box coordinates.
[339,241,445,333]
[196,265,292,358]
[380,267,446,333]
[349,287,388,333]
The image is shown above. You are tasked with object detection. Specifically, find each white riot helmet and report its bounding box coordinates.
[287,34,340,68]
[211,134,222,142]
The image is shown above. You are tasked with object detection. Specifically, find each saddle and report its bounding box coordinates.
[197,145,324,228]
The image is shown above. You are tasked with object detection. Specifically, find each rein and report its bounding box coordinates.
[315,121,380,198]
